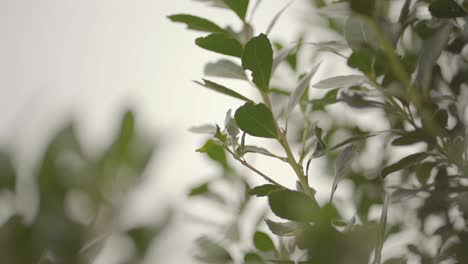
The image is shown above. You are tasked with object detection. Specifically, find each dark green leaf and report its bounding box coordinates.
[268,190,320,222]
[381,152,429,178]
[244,252,264,264]
[242,34,273,92]
[234,102,277,138]
[347,0,375,16]
[168,14,227,33]
[253,231,275,252]
[416,162,435,185]
[429,0,466,18]
[223,0,250,20]
[0,152,16,191]
[195,236,233,263]
[195,79,251,102]
[392,129,431,146]
[248,184,282,197]
[196,33,243,57]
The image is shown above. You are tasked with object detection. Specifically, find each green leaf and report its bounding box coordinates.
[327,133,375,152]
[195,236,233,263]
[268,190,321,222]
[330,145,357,202]
[416,23,452,89]
[381,152,429,178]
[242,34,273,92]
[240,145,287,161]
[345,16,379,51]
[265,0,295,35]
[244,252,264,264]
[223,0,250,20]
[234,102,277,138]
[248,184,282,197]
[253,231,275,252]
[286,63,321,115]
[196,33,243,57]
[0,152,16,191]
[429,0,466,18]
[204,59,247,80]
[310,89,339,111]
[271,46,295,74]
[347,0,375,16]
[195,79,251,102]
[189,182,210,196]
[196,139,229,169]
[312,75,367,89]
[195,0,229,8]
[265,219,300,236]
[168,14,227,34]
[392,130,430,146]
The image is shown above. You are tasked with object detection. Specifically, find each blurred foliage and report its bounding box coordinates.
[172,0,468,263]
[0,110,169,263]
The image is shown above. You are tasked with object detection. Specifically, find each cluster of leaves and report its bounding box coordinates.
[172,0,468,263]
[0,110,168,264]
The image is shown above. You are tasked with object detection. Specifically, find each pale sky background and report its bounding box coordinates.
[1,0,390,263]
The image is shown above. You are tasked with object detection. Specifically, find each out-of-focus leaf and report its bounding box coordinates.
[416,162,435,185]
[286,63,321,115]
[248,184,283,197]
[195,79,251,102]
[195,236,233,263]
[327,133,376,152]
[195,0,229,8]
[271,46,295,74]
[0,152,16,191]
[240,145,287,161]
[242,34,273,92]
[234,102,277,138]
[310,88,339,110]
[244,252,264,264]
[347,0,375,16]
[223,0,250,21]
[391,129,430,146]
[189,124,217,135]
[381,152,428,178]
[204,59,247,80]
[312,75,367,89]
[265,219,300,236]
[265,0,295,35]
[168,14,227,33]
[345,16,379,51]
[429,0,466,18]
[253,231,275,252]
[189,182,210,196]
[268,190,320,222]
[416,23,452,89]
[196,33,243,57]
[330,145,357,202]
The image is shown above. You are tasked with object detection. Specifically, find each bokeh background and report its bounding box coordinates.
[1,0,387,263]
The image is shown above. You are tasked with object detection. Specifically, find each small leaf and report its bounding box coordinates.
[253,231,275,252]
[312,75,367,89]
[234,102,277,138]
[429,0,466,18]
[286,63,321,115]
[265,0,295,35]
[195,0,229,8]
[204,59,247,80]
[327,133,375,152]
[195,236,233,263]
[168,14,227,33]
[381,152,428,178]
[330,145,357,202]
[265,219,300,236]
[244,252,264,264]
[242,34,273,92]
[310,88,339,110]
[223,0,250,21]
[416,162,435,185]
[189,182,210,196]
[189,124,217,134]
[271,46,295,74]
[195,79,251,102]
[0,152,16,191]
[197,139,229,169]
[241,145,287,161]
[392,130,430,146]
[248,184,282,197]
[345,15,379,51]
[268,190,321,222]
[196,33,243,57]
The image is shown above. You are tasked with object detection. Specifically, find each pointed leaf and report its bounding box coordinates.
[287,63,321,115]
[204,59,247,80]
[168,14,227,33]
[189,124,217,134]
[242,34,273,92]
[265,219,300,236]
[196,33,243,57]
[312,75,367,89]
[330,145,357,202]
[381,152,429,178]
[429,0,466,18]
[223,0,250,20]
[234,102,277,138]
[253,231,275,252]
[271,46,295,74]
[195,79,251,102]
[249,184,283,197]
[266,0,295,35]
